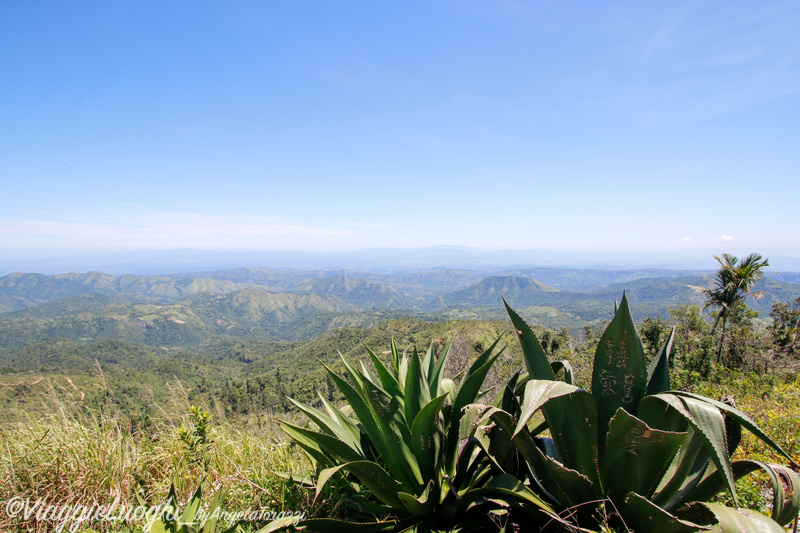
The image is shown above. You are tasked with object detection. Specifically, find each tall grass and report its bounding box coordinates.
[0,379,317,532]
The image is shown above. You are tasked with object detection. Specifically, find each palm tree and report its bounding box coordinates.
[695,253,769,361]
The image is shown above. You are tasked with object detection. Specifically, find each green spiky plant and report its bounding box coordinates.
[487,295,800,532]
[280,339,555,532]
[143,483,239,533]
[144,482,301,533]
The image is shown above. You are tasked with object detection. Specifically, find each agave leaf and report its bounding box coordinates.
[365,346,404,399]
[550,360,573,384]
[200,488,226,533]
[346,493,397,516]
[718,396,743,459]
[605,408,687,503]
[180,483,203,529]
[654,429,713,512]
[638,396,718,511]
[483,407,545,478]
[514,379,580,437]
[621,492,709,533]
[648,394,738,506]
[318,461,405,509]
[280,421,363,464]
[317,394,362,447]
[428,339,451,398]
[687,460,800,526]
[489,384,521,471]
[669,391,799,468]
[472,420,509,476]
[254,516,306,533]
[323,363,418,489]
[452,405,494,490]
[410,393,449,480]
[404,347,431,426]
[289,397,362,453]
[421,343,433,376]
[339,353,368,391]
[483,407,563,505]
[444,338,503,474]
[439,377,456,403]
[591,294,647,453]
[390,338,400,375]
[485,403,597,507]
[398,481,435,516]
[456,404,485,461]
[637,393,690,433]
[504,298,556,381]
[363,377,424,488]
[146,521,168,533]
[273,470,314,486]
[762,463,800,525]
[536,448,599,508]
[360,360,382,390]
[647,326,675,395]
[294,518,396,532]
[398,346,409,386]
[470,473,555,514]
[491,371,518,416]
[540,389,603,492]
[679,502,786,533]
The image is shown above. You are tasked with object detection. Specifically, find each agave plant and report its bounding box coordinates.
[280,339,554,532]
[144,482,308,533]
[143,483,238,533]
[486,296,800,532]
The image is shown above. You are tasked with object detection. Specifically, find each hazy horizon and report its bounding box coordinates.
[3,245,800,277]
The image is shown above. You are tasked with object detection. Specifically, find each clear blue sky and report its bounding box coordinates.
[2,1,799,262]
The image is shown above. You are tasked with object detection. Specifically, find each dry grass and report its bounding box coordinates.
[0,381,316,532]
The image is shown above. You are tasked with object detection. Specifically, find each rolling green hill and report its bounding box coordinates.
[428,275,800,327]
[0,289,362,349]
[378,269,483,295]
[293,275,419,308]
[0,268,477,313]
[433,275,559,308]
[0,271,243,312]
[496,267,709,291]
[2,267,799,350]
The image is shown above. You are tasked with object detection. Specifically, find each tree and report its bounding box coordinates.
[693,253,769,361]
[770,296,800,354]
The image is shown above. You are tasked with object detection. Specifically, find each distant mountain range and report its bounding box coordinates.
[1,266,799,349]
[6,246,800,275]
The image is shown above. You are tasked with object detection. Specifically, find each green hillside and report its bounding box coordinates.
[430,275,800,326]
[293,275,419,308]
[379,269,482,296]
[0,317,520,420]
[180,266,333,291]
[2,268,799,348]
[497,267,709,290]
[0,271,243,312]
[433,275,559,308]
[0,289,361,349]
